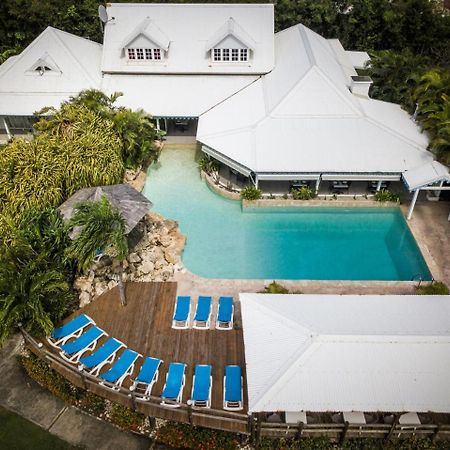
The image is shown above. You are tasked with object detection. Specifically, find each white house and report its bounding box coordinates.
[1,2,448,199]
[240,293,450,417]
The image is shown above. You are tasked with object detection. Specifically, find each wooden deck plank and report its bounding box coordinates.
[65,282,247,414]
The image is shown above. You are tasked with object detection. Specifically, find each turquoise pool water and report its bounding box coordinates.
[144,147,431,281]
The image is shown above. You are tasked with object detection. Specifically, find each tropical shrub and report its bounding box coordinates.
[67,90,162,169]
[416,281,449,295]
[240,186,262,200]
[19,352,80,404]
[34,103,124,196]
[0,104,124,237]
[374,189,400,203]
[0,208,74,343]
[108,404,145,431]
[292,187,314,200]
[264,281,290,294]
[198,156,220,175]
[155,421,240,450]
[65,196,128,272]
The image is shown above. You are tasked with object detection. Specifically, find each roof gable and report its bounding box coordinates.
[121,17,170,52]
[205,17,256,51]
[271,66,360,118]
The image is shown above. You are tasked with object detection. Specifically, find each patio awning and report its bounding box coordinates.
[202,145,252,177]
[321,173,401,181]
[256,173,320,181]
[402,161,450,191]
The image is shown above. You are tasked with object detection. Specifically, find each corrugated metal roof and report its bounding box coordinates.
[0,27,102,115]
[240,293,450,413]
[403,161,450,191]
[102,3,274,75]
[197,24,433,175]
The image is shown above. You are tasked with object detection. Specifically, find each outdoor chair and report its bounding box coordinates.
[130,356,162,401]
[172,296,191,329]
[190,364,212,408]
[216,296,234,330]
[48,314,94,348]
[99,349,141,391]
[59,326,106,363]
[223,365,243,410]
[161,362,187,408]
[78,337,125,376]
[192,296,212,329]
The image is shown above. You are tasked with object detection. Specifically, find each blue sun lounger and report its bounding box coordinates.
[78,338,125,376]
[161,362,187,407]
[172,296,191,329]
[223,365,243,410]
[131,357,163,401]
[48,314,93,347]
[193,296,212,329]
[59,326,106,363]
[216,297,234,330]
[99,349,141,390]
[191,365,212,408]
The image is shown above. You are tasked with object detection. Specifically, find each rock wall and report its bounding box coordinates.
[74,212,186,307]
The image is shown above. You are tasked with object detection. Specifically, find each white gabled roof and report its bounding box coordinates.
[197,24,433,175]
[403,160,450,191]
[240,293,450,413]
[121,17,170,52]
[102,3,274,74]
[205,17,257,51]
[0,27,102,115]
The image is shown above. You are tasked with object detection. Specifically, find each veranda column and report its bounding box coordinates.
[315,177,321,194]
[407,189,420,220]
[376,180,383,191]
[3,117,11,140]
[156,118,160,131]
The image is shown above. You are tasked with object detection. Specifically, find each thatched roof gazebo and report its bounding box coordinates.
[59,184,152,237]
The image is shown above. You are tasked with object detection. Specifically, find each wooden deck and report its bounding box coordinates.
[64,282,248,413]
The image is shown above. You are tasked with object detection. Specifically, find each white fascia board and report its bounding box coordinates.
[201,144,252,176]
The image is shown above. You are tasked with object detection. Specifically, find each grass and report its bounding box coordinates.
[0,406,79,450]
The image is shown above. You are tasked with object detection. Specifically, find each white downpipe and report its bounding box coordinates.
[315,177,321,194]
[376,180,383,191]
[407,189,420,220]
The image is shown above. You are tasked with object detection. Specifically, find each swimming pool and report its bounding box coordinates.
[144,147,431,281]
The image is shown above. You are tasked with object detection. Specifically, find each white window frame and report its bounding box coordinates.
[211,47,250,63]
[126,47,164,62]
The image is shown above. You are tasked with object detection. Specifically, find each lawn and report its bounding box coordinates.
[0,406,79,450]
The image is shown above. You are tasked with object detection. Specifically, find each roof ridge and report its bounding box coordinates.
[0,27,55,79]
[365,115,430,153]
[50,27,99,86]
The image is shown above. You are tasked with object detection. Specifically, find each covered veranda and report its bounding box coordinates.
[403,161,450,220]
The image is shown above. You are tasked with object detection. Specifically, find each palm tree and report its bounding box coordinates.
[66,195,128,270]
[65,195,129,305]
[0,207,74,343]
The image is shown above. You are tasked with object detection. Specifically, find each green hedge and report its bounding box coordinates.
[155,422,241,450]
[19,353,81,404]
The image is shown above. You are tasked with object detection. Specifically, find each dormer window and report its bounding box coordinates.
[206,17,255,65]
[122,17,169,64]
[212,47,249,62]
[127,47,163,61]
